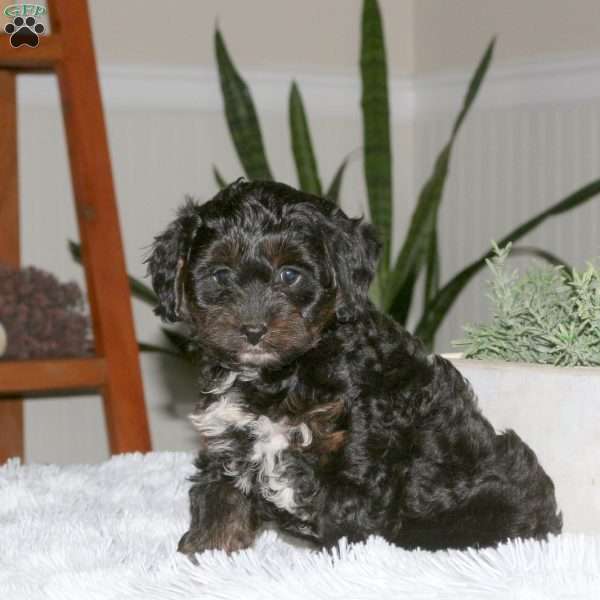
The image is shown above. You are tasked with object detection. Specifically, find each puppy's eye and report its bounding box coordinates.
[212,268,232,285]
[279,268,301,285]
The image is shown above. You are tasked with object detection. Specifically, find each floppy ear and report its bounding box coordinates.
[327,210,381,323]
[146,201,201,323]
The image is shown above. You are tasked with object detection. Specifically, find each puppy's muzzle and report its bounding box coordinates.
[241,323,267,346]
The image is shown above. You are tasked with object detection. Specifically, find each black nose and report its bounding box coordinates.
[241,323,267,345]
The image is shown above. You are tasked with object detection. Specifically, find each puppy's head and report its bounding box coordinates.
[147,180,379,368]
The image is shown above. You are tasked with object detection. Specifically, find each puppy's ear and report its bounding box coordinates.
[327,210,381,323]
[146,201,201,322]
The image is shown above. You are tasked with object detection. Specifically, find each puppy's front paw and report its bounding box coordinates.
[282,451,320,502]
[259,451,320,520]
[177,524,255,560]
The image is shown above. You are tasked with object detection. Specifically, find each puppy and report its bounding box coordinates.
[148,179,561,556]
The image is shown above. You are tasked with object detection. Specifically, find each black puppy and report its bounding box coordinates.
[148,179,561,556]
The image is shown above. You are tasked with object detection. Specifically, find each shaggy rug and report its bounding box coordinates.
[1,451,599,600]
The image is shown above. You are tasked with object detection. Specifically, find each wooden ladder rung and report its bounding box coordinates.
[0,357,107,395]
[0,35,63,69]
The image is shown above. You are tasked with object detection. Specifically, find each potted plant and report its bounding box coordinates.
[448,244,600,534]
[72,1,600,357]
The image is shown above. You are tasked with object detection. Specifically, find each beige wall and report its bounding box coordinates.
[414,0,600,73]
[88,0,414,75]
[88,1,600,76]
[9,2,600,75]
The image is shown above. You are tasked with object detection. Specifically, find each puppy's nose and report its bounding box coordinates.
[241,323,267,345]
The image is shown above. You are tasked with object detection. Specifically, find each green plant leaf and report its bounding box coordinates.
[368,272,384,308]
[213,165,228,190]
[162,328,201,363]
[129,278,158,306]
[510,246,572,275]
[215,28,273,181]
[139,342,181,358]
[68,239,81,262]
[421,231,441,347]
[390,232,441,326]
[424,230,440,309]
[415,178,600,345]
[384,38,495,311]
[325,156,350,204]
[68,240,158,306]
[289,81,322,195]
[360,0,392,279]
[387,266,418,325]
[161,327,192,354]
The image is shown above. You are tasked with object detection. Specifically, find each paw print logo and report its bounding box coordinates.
[4,16,45,48]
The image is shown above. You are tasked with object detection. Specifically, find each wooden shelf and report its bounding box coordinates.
[0,35,63,69]
[0,357,107,395]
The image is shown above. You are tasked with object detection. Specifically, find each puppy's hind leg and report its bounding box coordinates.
[395,431,562,550]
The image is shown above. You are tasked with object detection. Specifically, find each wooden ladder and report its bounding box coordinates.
[0,0,151,462]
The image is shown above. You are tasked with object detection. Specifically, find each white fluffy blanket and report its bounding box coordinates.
[1,451,599,600]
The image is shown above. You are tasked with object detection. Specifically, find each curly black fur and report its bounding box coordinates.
[147,179,562,556]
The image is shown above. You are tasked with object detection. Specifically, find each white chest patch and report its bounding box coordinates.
[189,391,312,516]
[189,392,254,454]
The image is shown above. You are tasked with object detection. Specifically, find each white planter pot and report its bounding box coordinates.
[446,355,600,534]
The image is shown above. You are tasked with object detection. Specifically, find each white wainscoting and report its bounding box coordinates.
[15,54,600,462]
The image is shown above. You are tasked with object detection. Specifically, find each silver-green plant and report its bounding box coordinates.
[455,243,600,366]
